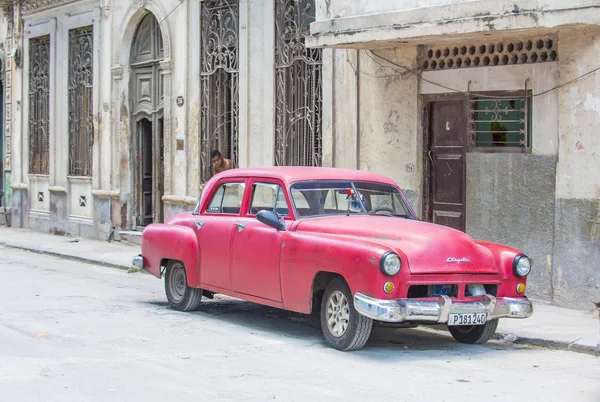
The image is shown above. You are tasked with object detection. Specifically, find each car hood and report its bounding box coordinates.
[294,216,498,274]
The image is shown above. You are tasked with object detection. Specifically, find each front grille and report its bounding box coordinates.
[407,284,458,298]
[407,284,498,298]
[465,284,498,296]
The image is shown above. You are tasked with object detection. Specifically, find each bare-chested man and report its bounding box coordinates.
[211,149,232,174]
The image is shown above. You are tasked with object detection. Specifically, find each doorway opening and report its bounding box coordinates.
[130,12,165,229]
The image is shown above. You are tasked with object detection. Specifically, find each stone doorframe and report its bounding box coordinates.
[111,1,173,231]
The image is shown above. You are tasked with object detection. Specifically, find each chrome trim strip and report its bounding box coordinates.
[354,292,533,323]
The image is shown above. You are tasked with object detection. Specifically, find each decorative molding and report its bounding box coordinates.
[162,194,198,206]
[91,189,121,199]
[22,0,79,14]
[28,174,49,182]
[159,59,173,73]
[67,175,93,184]
[48,186,68,193]
[29,210,50,218]
[67,215,94,225]
[10,183,28,190]
[111,65,124,81]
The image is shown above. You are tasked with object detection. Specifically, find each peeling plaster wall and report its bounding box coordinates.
[553,28,600,309]
[356,47,422,214]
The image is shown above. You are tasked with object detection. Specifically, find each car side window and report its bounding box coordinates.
[249,182,289,216]
[206,182,245,214]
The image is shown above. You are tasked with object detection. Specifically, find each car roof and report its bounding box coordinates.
[212,166,398,186]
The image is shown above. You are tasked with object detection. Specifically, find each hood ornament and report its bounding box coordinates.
[447,257,471,264]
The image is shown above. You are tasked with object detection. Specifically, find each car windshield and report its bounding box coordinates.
[290,180,415,219]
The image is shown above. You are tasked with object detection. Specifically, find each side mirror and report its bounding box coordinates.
[256,210,286,231]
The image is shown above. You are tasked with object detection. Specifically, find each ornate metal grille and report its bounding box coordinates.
[468,94,531,149]
[274,0,322,167]
[68,26,94,176]
[200,0,239,183]
[28,35,50,174]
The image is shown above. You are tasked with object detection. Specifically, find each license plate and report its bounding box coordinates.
[447,313,487,326]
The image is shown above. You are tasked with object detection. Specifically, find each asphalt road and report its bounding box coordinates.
[1,245,599,402]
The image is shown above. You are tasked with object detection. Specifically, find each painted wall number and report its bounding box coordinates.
[405,163,415,173]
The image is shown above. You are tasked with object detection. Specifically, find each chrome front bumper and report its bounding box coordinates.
[354,292,533,324]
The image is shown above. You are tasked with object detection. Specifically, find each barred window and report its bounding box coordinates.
[469,92,531,151]
[274,0,322,166]
[68,26,94,176]
[200,0,239,183]
[28,35,50,174]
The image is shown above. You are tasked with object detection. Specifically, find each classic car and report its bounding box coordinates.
[133,167,533,351]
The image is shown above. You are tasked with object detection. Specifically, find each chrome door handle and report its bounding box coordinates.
[234,222,246,232]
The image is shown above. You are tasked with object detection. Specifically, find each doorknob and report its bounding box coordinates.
[234,222,246,232]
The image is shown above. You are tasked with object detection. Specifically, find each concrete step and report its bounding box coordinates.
[119,230,143,245]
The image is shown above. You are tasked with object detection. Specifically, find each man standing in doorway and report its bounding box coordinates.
[211,149,232,175]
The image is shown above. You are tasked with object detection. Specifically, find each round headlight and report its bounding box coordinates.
[380,252,401,276]
[513,254,532,277]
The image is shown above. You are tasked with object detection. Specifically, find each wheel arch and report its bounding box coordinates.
[310,271,345,314]
[141,223,201,286]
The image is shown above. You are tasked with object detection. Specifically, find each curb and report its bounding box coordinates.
[493,331,600,357]
[0,242,133,271]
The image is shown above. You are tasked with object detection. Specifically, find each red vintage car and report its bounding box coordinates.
[133,167,533,351]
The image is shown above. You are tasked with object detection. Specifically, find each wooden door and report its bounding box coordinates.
[427,100,466,231]
[139,119,153,226]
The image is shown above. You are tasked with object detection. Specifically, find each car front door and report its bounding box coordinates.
[196,180,247,290]
[230,180,290,302]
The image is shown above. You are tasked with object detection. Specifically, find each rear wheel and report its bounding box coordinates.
[320,277,373,351]
[448,319,499,344]
[164,260,203,311]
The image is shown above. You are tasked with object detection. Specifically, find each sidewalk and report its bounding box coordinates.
[0,226,598,355]
[0,226,138,270]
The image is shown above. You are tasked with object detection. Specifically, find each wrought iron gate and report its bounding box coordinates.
[28,35,50,175]
[68,26,94,176]
[200,0,239,183]
[274,0,322,167]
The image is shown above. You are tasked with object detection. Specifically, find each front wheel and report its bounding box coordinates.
[448,319,499,344]
[164,260,203,311]
[320,277,373,351]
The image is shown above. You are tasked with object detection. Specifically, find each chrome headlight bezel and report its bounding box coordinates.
[380,252,402,276]
[513,254,532,278]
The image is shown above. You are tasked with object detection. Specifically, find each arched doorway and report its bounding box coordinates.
[130,12,164,228]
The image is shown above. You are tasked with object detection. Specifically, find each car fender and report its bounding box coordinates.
[141,223,201,287]
[280,232,396,314]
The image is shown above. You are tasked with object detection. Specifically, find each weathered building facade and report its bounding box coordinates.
[0,0,598,309]
[306,0,600,309]
[0,0,323,235]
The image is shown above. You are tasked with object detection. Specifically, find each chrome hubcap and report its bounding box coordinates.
[169,264,186,303]
[326,290,350,337]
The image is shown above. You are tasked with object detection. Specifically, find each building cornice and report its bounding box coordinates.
[22,0,79,15]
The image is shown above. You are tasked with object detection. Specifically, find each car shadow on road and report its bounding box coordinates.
[141,296,525,360]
